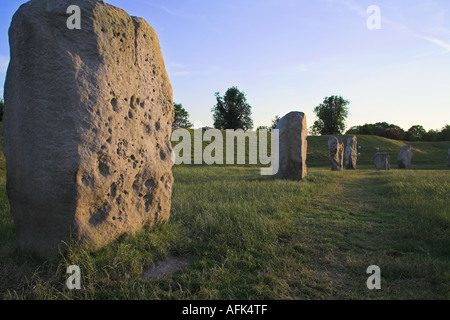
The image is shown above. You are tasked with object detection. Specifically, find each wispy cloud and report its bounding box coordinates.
[168,62,221,77]
[414,34,450,52]
[170,71,192,76]
[328,0,450,54]
[152,5,188,18]
[261,64,309,76]
[135,0,203,20]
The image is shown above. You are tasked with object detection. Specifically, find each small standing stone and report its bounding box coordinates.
[397,145,413,169]
[274,112,307,180]
[345,136,358,169]
[328,136,344,171]
[373,152,390,170]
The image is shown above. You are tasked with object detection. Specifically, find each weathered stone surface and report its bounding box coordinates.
[373,153,390,170]
[3,0,173,257]
[274,112,307,180]
[345,136,358,169]
[397,145,413,169]
[328,136,344,171]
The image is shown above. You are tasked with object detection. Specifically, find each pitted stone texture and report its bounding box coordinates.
[345,136,358,170]
[373,153,390,170]
[328,136,344,171]
[397,145,413,169]
[3,0,173,257]
[274,112,307,180]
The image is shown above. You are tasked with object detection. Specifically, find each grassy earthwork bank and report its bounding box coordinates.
[0,128,449,299]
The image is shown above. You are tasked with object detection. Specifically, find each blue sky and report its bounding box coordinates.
[0,0,449,131]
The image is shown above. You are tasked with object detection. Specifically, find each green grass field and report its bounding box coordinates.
[0,130,449,299]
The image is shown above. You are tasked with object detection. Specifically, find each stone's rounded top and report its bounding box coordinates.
[11,0,148,29]
[373,152,389,159]
[328,135,343,147]
[15,0,98,13]
[275,112,306,130]
[283,111,305,117]
[398,145,413,155]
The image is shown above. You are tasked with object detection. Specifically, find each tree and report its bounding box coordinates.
[345,125,360,135]
[312,95,350,135]
[270,115,280,130]
[211,87,253,130]
[345,122,405,140]
[378,128,404,140]
[422,129,440,142]
[438,124,450,141]
[404,125,426,141]
[173,103,193,128]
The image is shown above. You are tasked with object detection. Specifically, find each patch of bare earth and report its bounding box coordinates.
[141,256,189,281]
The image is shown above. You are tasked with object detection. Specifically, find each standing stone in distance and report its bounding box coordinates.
[397,145,413,169]
[3,0,174,258]
[345,136,358,169]
[274,112,307,180]
[328,136,344,171]
[373,153,390,170]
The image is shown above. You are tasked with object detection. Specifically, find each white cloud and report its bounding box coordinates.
[135,0,204,20]
[414,34,450,52]
[328,0,450,54]
[168,62,221,76]
[170,71,192,76]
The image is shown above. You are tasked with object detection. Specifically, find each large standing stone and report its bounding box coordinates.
[3,0,174,257]
[328,136,344,171]
[373,153,390,170]
[397,145,413,169]
[345,136,358,169]
[274,112,307,180]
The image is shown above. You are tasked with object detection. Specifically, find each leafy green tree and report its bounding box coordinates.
[422,129,440,141]
[346,122,405,140]
[404,125,426,141]
[438,124,450,141]
[212,87,253,130]
[270,115,280,130]
[173,103,193,128]
[312,95,350,135]
[345,125,360,135]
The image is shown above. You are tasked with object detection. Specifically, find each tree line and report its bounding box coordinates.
[174,88,450,142]
[346,123,450,142]
[3,89,445,143]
